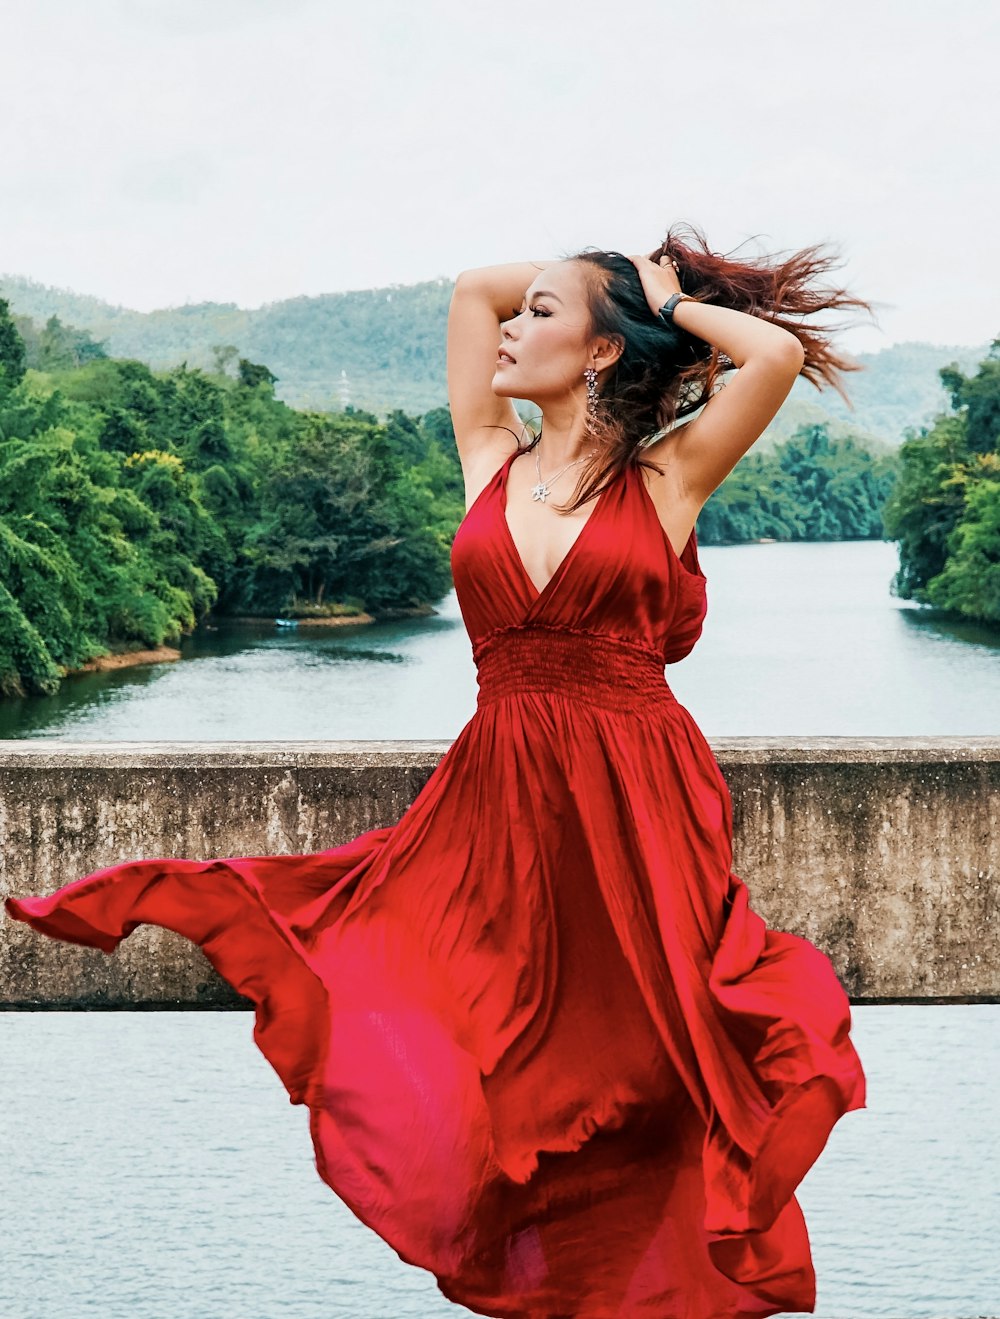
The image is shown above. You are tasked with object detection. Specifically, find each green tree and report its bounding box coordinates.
[939,336,1000,456]
[36,314,107,370]
[0,428,217,696]
[882,415,967,598]
[238,358,277,392]
[0,297,26,389]
[243,412,455,614]
[922,455,1000,621]
[883,339,1000,609]
[883,338,1000,619]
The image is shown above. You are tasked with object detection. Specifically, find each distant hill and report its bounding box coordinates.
[0,271,989,448]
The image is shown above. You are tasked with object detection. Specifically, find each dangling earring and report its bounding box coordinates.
[584,366,599,417]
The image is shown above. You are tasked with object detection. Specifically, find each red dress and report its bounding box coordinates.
[5,446,867,1319]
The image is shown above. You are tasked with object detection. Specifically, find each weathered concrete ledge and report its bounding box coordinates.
[1,737,997,1008]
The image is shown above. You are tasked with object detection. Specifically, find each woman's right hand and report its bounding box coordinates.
[626,253,683,320]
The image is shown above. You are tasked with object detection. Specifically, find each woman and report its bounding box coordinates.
[6,223,870,1318]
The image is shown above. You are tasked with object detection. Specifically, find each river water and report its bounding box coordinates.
[2,539,999,1316]
[0,540,998,741]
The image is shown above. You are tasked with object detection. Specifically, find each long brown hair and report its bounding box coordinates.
[514,220,880,513]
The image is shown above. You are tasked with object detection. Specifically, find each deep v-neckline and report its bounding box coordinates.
[499,448,613,606]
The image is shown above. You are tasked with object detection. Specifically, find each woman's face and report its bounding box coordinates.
[493,260,599,407]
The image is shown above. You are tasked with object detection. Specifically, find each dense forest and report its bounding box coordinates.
[0,298,464,698]
[0,294,995,701]
[883,337,1000,620]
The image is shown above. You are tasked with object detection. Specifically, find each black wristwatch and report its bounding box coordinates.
[657,292,694,325]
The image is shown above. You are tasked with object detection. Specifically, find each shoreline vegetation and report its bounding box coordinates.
[57,603,439,678]
[1,293,997,702]
[0,296,466,700]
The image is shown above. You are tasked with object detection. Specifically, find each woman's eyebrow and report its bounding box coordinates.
[522,290,563,304]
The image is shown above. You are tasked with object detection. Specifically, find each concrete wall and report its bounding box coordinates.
[1,738,997,1008]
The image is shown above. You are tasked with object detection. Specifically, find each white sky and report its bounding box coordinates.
[1,0,996,355]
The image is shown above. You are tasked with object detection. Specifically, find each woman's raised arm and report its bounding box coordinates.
[446,261,556,490]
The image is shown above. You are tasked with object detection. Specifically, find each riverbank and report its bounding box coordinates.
[221,613,377,627]
[53,603,443,682]
[221,603,438,627]
[61,645,183,677]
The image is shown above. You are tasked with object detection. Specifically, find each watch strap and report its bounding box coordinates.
[657,292,693,324]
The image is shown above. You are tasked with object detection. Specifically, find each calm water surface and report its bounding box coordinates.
[0,541,998,740]
[1,1008,997,1318]
[3,539,999,1315]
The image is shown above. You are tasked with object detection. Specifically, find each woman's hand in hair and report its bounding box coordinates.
[626,253,684,320]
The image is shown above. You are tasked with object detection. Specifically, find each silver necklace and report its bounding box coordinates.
[530,442,594,503]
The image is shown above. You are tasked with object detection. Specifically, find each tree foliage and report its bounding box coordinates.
[883,337,1000,621]
[0,297,26,388]
[0,302,465,696]
[697,422,897,545]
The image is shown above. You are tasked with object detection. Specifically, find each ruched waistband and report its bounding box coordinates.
[473,625,675,713]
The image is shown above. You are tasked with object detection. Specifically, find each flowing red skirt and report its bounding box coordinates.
[6,686,866,1318]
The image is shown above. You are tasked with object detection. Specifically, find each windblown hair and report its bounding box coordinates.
[515,220,879,513]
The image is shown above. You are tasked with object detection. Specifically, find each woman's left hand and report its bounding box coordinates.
[626,252,682,319]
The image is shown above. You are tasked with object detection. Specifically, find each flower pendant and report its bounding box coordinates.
[530,482,550,502]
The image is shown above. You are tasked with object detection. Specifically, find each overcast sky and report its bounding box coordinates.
[1,0,996,356]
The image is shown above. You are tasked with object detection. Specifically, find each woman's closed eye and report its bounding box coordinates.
[510,305,551,318]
